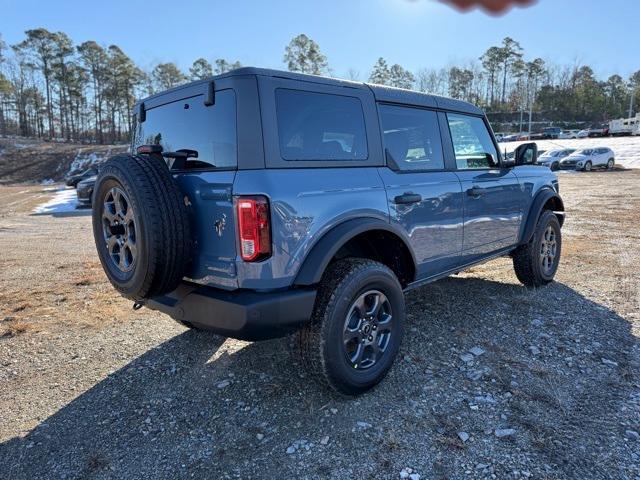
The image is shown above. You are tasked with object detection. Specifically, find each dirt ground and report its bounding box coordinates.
[0,171,639,479]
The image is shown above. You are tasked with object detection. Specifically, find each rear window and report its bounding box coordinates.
[378,104,444,171]
[132,89,237,169]
[275,89,368,161]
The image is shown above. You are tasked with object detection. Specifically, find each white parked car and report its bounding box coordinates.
[558,129,580,139]
[559,147,615,171]
[536,148,576,170]
[577,129,590,138]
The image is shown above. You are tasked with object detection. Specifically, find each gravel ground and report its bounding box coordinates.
[1,171,639,480]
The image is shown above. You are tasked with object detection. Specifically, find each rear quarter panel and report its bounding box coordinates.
[232,168,389,289]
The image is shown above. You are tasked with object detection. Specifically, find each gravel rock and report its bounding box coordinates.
[495,428,517,438]
[601,358,618,367]
[458,431,470,442]
[528,345,541,355]
[459,353,475,363]
[625,430,639,441]
[469,346,485,356]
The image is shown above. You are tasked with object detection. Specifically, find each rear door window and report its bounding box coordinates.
[275,89,368,161]
[133,89,237,169]
[378,104,444,171]
[446,113,499,170]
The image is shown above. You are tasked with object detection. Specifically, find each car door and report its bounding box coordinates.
[377,105,464,278]
[445,112,524,261]
[595,148,608,166]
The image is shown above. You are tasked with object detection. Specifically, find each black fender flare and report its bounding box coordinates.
[294,218,417,286]
[519,188,565,245]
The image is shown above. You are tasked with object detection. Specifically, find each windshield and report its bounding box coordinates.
[541,150,559,157]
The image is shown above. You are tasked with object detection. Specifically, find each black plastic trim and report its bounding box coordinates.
[519,188,565,245]
[294,218,417,286]
[146,282,317,341]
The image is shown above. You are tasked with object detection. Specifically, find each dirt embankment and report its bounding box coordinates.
[0,137,127,184]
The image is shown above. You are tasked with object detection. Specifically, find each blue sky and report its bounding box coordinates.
[2,0,639,80]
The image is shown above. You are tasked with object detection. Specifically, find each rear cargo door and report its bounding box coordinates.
[132,88,239,289]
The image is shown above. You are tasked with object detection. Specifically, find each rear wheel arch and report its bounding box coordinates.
[294,219,416,288]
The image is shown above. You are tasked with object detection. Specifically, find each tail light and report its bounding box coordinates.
[236,196,271,262]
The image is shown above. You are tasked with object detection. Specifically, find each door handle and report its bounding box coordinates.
[393,193,422,205]
[467,186,487,197]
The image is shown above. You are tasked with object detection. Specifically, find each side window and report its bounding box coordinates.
[378,104,444,171]
[275,89,368,161]
[133,89,237,169]
[446,113,499,170]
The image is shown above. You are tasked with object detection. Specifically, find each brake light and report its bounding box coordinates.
[237,196,271,262]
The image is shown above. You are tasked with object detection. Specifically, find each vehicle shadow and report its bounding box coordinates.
[31,208,92,218]
[1,276,637,479]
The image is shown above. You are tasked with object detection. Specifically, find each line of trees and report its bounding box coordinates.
[1,29,638,144]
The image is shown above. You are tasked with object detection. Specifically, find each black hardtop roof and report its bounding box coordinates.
[137,66,483,115]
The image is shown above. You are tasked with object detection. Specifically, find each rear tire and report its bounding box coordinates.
[512,210,561,287]
[92,154,191,301]
[584,161,592,172]
[607,158,614,170]
[294,258,405,395]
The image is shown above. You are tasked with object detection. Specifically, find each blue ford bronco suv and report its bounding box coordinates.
[92,67,564,394]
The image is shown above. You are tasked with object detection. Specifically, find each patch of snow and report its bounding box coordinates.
[33,188,78,214]
[41,179,55,185]
[501,135,640,169]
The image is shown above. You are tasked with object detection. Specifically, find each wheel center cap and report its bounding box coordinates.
[362,323,372,335]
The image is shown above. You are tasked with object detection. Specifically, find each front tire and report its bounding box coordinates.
[551,162,559,171]
[294,259,405,395]
[584,161,592,172]
[512,210,561,287]
[607,158,614,170]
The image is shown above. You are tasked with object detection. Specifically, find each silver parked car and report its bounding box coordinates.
[560,147,615,171]
[537,148,576,171]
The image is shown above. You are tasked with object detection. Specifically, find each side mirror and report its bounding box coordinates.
[515,142,538,165]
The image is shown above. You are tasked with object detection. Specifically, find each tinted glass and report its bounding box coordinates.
[379,104,444,171]
[446,113,499,170]
[276,89,368,161]
[133,89,237,169]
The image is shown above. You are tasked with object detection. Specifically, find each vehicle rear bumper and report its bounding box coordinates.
[146,282,317,341]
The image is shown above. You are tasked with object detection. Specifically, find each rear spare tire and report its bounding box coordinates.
[91,154,191,300]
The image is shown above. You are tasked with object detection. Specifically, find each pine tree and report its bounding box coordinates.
[151,62,187,91]
[369,58,390,85]
[189,58,213,80]
[283,34,328,75]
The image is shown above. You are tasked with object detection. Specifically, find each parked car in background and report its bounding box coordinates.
[537,148,576,170]
[65,167,98,188]
[76,175,97,207]
[494,132,506,142]
[516,132,531,140]
[588,125,609,137]
[540,127,562,139]
[502,133,519,142]
[559,129,580,139]
[577,129,590,138]
[560,147,615,171]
